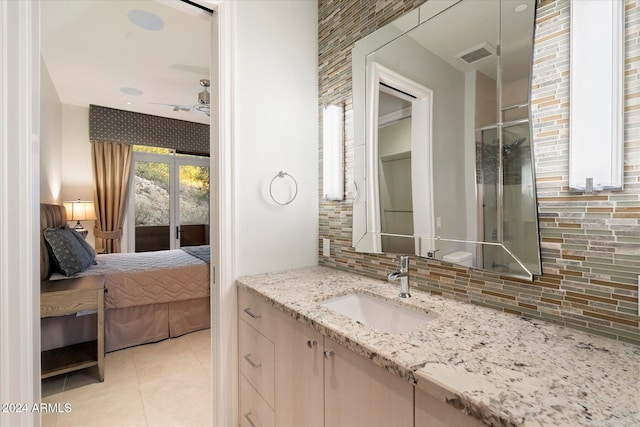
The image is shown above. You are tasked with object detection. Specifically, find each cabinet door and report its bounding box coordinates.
[239,374,275,427]
[273,310,324,427]
[415,387,484,427]
[238,319,275,408]
[324,338,413,427]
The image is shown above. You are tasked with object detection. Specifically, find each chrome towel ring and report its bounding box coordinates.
[269,171,298,205]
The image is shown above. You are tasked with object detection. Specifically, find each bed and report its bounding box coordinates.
[40,203,210,352]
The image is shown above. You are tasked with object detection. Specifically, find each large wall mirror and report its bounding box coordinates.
[352,0,542,280]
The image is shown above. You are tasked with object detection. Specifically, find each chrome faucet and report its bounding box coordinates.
[388,255,410,298]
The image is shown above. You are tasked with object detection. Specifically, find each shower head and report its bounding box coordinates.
[503,137,527,156]
[512,137,527,147]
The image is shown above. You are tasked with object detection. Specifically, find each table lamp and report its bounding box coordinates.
[63,200,97,239]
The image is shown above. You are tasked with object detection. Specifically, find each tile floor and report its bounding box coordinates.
[41,329,212,427]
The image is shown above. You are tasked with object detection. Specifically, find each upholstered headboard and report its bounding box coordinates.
[40,204,67,280]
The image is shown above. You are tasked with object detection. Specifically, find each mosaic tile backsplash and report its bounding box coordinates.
[318,0,640,345]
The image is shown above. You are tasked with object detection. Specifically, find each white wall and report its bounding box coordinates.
[60,105,96,247]
[234,1,319,276]
[378,118,411,157]
[40,58,62,204]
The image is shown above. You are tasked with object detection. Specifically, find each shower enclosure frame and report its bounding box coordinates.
[477,118,540,277]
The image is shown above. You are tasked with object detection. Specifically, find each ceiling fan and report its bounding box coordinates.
[152,79,211,116]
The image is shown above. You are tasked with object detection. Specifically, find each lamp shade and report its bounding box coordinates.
[63,200,97,222]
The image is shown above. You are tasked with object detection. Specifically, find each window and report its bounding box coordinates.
[129,146,210,252]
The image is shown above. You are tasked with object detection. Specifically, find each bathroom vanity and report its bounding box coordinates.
[237,267,639,426]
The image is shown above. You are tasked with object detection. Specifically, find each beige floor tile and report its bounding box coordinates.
[197,352,212,377]
[40,331,212,427]
[139,362,212,427]
[133,337,201,382]
[185,329,210,349]
[63,347,138,392]
[53,382,146,427]
[185,329,212,376]
[40,394,61,427]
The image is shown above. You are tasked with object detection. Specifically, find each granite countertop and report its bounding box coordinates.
[237,266,640,427]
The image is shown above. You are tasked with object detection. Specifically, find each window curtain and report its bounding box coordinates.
[91,141,132,253]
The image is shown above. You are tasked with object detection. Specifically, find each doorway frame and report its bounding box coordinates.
[366,62,435,255]
[0,2,42,425]
[0,1,238,426]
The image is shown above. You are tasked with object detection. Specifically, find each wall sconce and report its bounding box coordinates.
[569,0,624,193]
[63,199,97,239]
[323,104,344,201]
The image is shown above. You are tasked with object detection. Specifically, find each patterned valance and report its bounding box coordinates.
[89,104,209,155]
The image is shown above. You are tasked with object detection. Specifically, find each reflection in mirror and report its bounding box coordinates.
[478,121,539,276]
[352,0,541,280]
[378,87,414,254]
[501,0,536,123]
[427,238,533,278]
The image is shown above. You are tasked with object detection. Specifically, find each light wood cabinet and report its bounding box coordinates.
[238,289,324,427]
[415,387,484,427]
[272,308,324,427]
[239,374,275,427]
[238,287,479,427]
[238,287,276,335]
[324,336,413,427]
[239,319,275,408]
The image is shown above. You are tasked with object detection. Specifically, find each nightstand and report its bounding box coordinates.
[40,275,106,381]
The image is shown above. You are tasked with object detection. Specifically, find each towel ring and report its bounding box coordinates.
[269,171,298,205]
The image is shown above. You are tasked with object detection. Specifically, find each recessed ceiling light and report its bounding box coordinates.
[514,4,528,13]
[120,87,143,96]
[128,10,164,31]
[126,101,134,105]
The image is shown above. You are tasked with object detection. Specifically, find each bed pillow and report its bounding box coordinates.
[43,227,95,276]
[63,225,97,262]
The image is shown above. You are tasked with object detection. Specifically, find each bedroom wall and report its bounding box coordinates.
[40,58,62,204]
[234,0,319,276]
[60,104,95,247]
[318,0,640,345]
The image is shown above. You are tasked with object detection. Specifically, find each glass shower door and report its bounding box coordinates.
[501,121,540,274]
[478,121,540,276]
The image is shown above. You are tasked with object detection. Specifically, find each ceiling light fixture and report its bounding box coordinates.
[120,87,144,96]
[514,4,528,12]
[128,10,164,31]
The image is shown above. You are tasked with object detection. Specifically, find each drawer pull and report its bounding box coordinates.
[307,339,317,348]
[243,354,262,369]
[244,411,257,427]
[324,350,335,359]
[243,307,261,319]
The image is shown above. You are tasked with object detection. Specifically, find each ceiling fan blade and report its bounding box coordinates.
[148,102,194,112]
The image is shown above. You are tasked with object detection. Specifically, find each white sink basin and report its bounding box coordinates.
[320,293,437,334]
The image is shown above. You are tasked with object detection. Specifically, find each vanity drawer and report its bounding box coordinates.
[238,287,275,336]
[239,319,275,408]
[239,374,275,427]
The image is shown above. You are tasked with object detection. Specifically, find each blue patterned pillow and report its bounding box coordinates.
[43,227,95,276]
